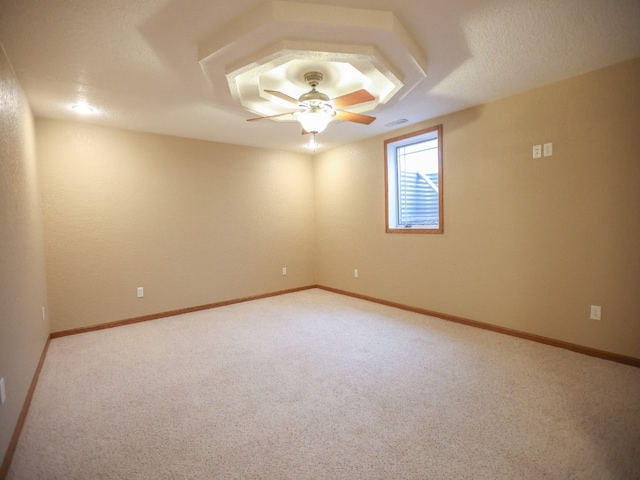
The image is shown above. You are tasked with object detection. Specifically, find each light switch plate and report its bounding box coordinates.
[0,377,6,405]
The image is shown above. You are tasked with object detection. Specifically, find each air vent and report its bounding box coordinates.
[385,118,408,127]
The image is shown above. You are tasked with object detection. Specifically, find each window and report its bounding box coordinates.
[385,125,443,233]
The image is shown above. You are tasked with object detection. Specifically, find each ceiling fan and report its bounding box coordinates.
[246,71,376,134]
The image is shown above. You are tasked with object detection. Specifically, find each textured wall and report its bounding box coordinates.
[36,120,315,332]
[314,58,640,358]
[0,46,50,464]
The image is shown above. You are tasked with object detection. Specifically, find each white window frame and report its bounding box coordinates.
[385,125,443,234]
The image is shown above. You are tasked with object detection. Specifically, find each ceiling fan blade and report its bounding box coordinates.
[334,110,376,125]
[330,89,374,109]
[246,111,295,122]
[264,89,300,105]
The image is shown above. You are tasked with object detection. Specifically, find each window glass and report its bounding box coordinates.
[385,125,443,233]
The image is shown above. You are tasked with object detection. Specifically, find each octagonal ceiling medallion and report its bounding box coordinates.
[198,0,427,122]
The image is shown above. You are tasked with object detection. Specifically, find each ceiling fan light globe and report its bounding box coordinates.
[297,110,332,134]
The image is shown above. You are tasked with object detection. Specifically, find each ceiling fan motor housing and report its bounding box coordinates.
[299,71,330,106]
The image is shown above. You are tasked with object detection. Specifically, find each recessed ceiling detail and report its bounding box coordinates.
[225,42,402,120]
[197,0,427,121]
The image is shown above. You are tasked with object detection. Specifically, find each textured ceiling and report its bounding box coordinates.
[1,0,639,153]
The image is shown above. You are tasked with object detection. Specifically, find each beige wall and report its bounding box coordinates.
[36,120,316,332]
[0,46,50,464]
[315,58,640,359]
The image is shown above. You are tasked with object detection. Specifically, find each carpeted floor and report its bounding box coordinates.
[7,289,640,479]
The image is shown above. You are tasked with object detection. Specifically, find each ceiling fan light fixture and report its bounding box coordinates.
[70,102,95,114]
[297,106,334,134]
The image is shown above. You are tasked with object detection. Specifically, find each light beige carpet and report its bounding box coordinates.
[7,289,640,479]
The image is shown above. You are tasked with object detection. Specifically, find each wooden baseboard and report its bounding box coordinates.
[0,337,51,480]
[50,283,640,367]
[50,285,317,339]
[2,283,636,479]
[316,285,640,368]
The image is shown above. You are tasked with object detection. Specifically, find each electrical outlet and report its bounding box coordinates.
[137,287,144,298]
[0,377,6,405]
[533,144,542,159]
[354,269,359,278]
[590,305,601,321]
[282,267,287,276]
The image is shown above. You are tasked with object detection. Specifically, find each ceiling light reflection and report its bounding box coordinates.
[70,103,95,114]
[305,133,319,152]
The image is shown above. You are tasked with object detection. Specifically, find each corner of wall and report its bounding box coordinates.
[0,42,50,473]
